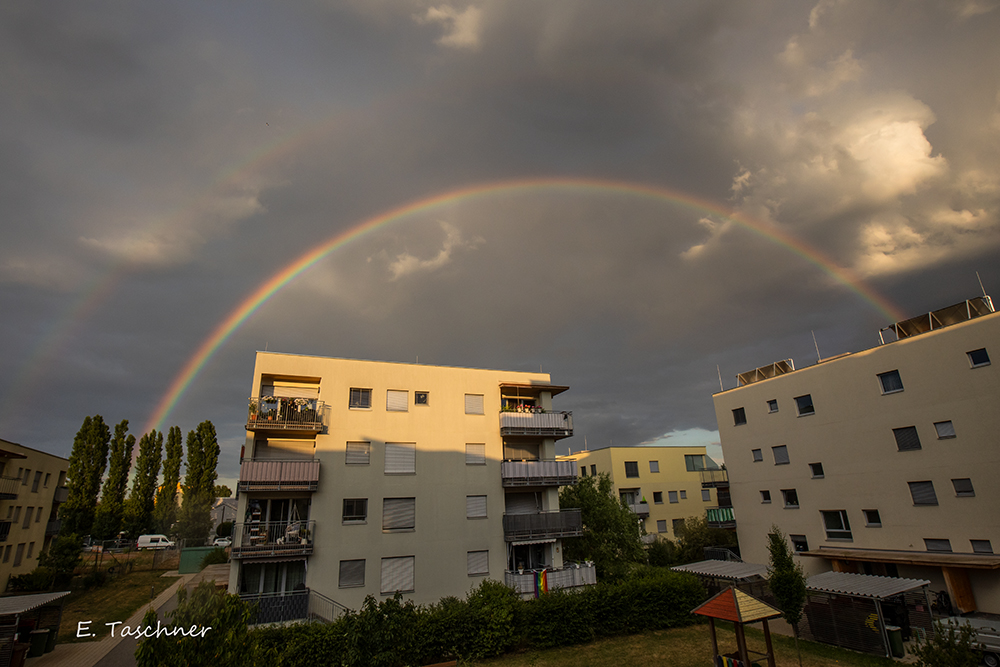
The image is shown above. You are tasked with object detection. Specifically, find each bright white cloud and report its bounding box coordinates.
[388,221,482,280]
[415,5,483,50]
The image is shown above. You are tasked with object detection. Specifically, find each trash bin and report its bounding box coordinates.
[28,629,50,658]
[45,625,59,653]
[885,624,905,658]
[11,641,30,667]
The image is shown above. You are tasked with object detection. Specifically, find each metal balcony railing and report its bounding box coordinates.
[501,460,578,487]
[0,521,11,542]
[0,476,20,500]
[502,509,582,542]
[241,589,309,625]
[231,520,315,559]
[504,561,597,594]
[45,520,61,536]
[238,459,320,492]
[706,506,736,528]
[499,411,573,439]
[53,486,69,503]
[628,502,650,518]
[247,398,326,433]
[700,469,729,488]
[307,589,350,623]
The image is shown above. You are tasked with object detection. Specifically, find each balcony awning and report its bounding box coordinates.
[0,448,27,460]
[510,538,556,546]
[0,591,71,616]
[801,547,1000,570]
[806,571,930,600]
[499,382,569,397]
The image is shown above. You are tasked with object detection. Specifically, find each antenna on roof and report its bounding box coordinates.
[977,271,987,298]
[717,365,724,392]
[811,330,821,362]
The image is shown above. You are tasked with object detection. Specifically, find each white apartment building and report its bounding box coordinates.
[712,296,1000,615]
[228,353,594,622]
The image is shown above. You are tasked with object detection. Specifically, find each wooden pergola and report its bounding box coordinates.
[692,586,783,667]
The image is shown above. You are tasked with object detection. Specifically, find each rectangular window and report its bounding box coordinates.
[31,471,41,493]
[386,389,408,412]
[465,443,486,465]
[466,495,487,519]
[822,510,852,540]
[794,394,815,416]
[346,441,371,465]
[679,490,687,500]
[878,370,904,394]
[590,465,597,476]
[893,426,921,452]
[760,490,771,503]
[349,388,372,409]
[624,461,639,478]
[339,559,365,588]
[649,460,659,473]
[35,507,42,522]
[751,449,763,462]
[467,550,489,576]
[580,466,586,477]
[702,489,711,502]
[809,462,824,478]
[924,538,952,552]
[12,507,21,522]
[782,489,799,508]
[21,470,30,486]
[971,540,993,554]
[733,407,747,426]
[672,518,685,533]
[13,543,24,567]
[908,481,938,506]
[668,491,678,503]
[385,442,416,474]
[934,421,956,439]
[772,445,789,465]
[26,543,34,558]
[968,348,991,368]
[382,498,416,531]
[684,455,705,472]
[952,478,975,497]
[464,394,484,415]
[414,391,429,406]
[22,508,32,529]
[656,519,667,533]
[790,535,809,552]
[767,399,778,413]
[343,499,368,524]
[43,473,50,487]
[864,509,882,527]
[380,556,415,594]
[1,545,9,563]
[653,491,663,504]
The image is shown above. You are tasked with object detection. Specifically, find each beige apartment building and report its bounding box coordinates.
[0,438,69,592]
[713,296,1000,615]
[229,353,594,621]
[558,445,732,542]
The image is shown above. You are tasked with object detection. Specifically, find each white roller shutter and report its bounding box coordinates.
[465,443,486,465]
[381,556,415,593]
[465,394,484,415]
[503,442,538,460]
[466,495,487,518]
[261,383,320,399]
[382,498,416,530]
[386,390,408,412]
[346,441,371,465]
[385,443,415,474]
[339,560,365,588]
[467,551,489,576]
[504,492,538,515]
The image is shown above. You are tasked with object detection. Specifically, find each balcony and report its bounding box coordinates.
[503,509,582,542]
[53,486,69,503]
[628,502,650,519]
[238,459,320,492]
[231,520,315,559]
[242,589,309,624]
[700,469,729,488]
[706,506,736,529]
[501,460,577,487]
[45,520,61,537]
[0,521,11,542]
[247,398,326,434]
[499,410,573,439]
[504,562,597,595]
[0,476,20,500]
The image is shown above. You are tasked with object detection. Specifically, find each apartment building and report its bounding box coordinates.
[712,296,1000,614]
[229,353,594,620]
[0,438,69,592]
[560,445,731,542]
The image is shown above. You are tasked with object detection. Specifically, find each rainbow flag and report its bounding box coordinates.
[535,569,548,597]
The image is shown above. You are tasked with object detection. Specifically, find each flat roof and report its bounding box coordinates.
[806,571,931,599]
[0,591,71,616]
[802,547,1000,570]
[671,560,768,581]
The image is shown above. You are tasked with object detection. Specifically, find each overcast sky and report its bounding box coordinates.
[2,0,999,489]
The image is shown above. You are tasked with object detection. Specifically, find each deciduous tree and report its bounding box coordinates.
[60,415,111,536]
[767,525,807,666]
[92,420,135,540]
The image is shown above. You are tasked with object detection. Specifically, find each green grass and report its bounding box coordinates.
[57,569,181,643]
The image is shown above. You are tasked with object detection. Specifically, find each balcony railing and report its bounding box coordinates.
[504,561,597,594]
[628,502,650,519]
[0,521,11,543]
[706,506,736,529]
[238,459,320,492]
[503,509,582,542]
[307,589,350,623]
[53,486,69,503]
[499,411,573,439]
[0,476,20,500]
[247,398,326,433]
[700,469,729,488]
[501,460,578,487]
[45,520,61,537]
[231,520,315,559]
[242,589,309,625]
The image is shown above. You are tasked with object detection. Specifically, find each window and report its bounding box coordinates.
[822,510,852,540]
[908,481,938,506]
[782,489,799,508]
[26,543,34,558]
[767,399,778,413]
[751,449,763,462]
[924,538,952,552]
[809,462,824,478]
[971,540,993,554]
[864,509,882,527]
[733,407,747,426]
[346,441,371,465]
[772,445,789,465]
[672,518,685,532]
[878,370,904,394]
[580,466,587,477]
[702,489,711,502]
[385,442,415,474]
[893,426,921,452]
[22,508,32,529]
[5,507,10,519]
[13,544,24,567]
[656,520,667,533]
[649,460,659,473]
[386,390,408,412]
[43,473,50,487]
[12,507,21,522]
[35,507,42,522]
[464,394,484,415]
[349,388,372,409]
[794,394,815,416]
[339,560,365,588]
[21,470,30,486]
[653,492,663,504]
[590,465,596,476]
[1,545,9,563]
[465,443,486,466]
[624,461,639,478]
[790,535,809,552]
[760,490,771,503]
[968,348,990,368]
[31,471,41,493]
[343,499,368,524]
[934,421,956,439]
[952,478,975,497]
[380,556,415,594]
[684,455,705,472]
[467,551,489,576]
[466,495,487,519]
[382,498,416,531]
[679,490,687,500]
[668,491,678,503]
[414,391,429,406]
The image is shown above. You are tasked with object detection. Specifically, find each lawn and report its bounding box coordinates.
[476,622,896,667]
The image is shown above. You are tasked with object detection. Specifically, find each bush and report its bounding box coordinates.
[7,567,56,592]
[912,621,982,667]
[200,547,229,569]
[82,570,108,589]
[646,537,676,567]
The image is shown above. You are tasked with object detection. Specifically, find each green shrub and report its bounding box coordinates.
[82,570,108,589]
[7,567,56,592]
[200,546,229,569]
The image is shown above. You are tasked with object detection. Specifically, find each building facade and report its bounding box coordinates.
[712,297,1000,614]
[229,353,593,619]
[0,438,69,592]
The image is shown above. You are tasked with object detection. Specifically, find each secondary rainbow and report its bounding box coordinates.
[144,176,905,433]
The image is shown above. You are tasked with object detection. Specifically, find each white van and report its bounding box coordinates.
[136,534,175,550]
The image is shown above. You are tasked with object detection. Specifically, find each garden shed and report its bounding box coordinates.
[671,560,770,600]
[0,590,71,664]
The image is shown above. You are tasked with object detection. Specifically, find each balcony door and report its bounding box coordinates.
[239,560,306,595]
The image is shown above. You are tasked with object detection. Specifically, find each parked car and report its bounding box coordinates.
[212,537,232,548]
[136,534,175,550]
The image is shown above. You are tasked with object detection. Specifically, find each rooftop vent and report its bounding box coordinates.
[737,359,795,386]
[879,296,994,344]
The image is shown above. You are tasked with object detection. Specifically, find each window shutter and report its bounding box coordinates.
[467,550,489,575]
[466,495,487,518]
[386,390,408,412]
[385,443,415,473]
[262,383,320,398]
[702,489,711,502]
[893,427,921,451]
[380,556,415,593]
[649,461,659,473]
[465,394,484,415]
[772,446,789,465]
[466,443,486,465]
[924,539,952,552]
[668,491,678,503]
[504,492,538,515]
[382,498,416,530]
[908,481,938,505]
[339,560,365,588]
[952,478,975,497]
[656,520,667,533]
[934,421,956,438]
[346,441,371,465]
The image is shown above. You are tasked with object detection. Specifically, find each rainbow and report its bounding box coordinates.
[143,176,904,433]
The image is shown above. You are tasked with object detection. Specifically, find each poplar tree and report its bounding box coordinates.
[60,415,111,536]
[176,421,219,543]
[92,420,135,540]
[767,525,807,666]
[123,430,163,537]
[153,426,184,534]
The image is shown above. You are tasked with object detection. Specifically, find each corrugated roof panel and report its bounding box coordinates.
[0,591,71,616]
[806,571,930,599]
[671,560,768,581]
